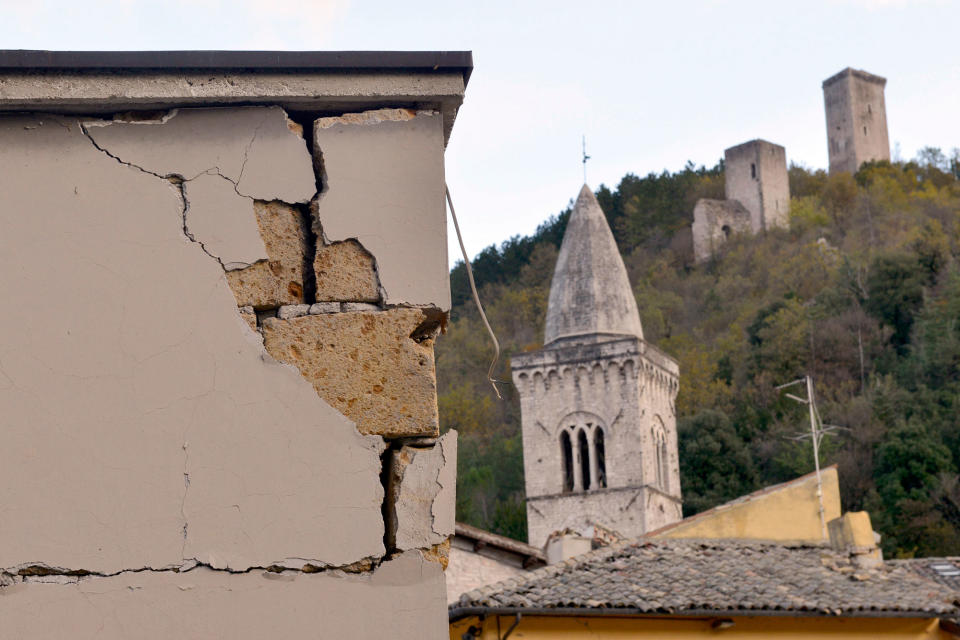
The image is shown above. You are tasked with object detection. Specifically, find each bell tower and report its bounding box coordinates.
[511,185,682,548]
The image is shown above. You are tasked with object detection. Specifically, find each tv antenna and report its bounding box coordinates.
[775,375,849,541]
[582,135,591,183]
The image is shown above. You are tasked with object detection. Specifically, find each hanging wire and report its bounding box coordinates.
[445,184,502,399]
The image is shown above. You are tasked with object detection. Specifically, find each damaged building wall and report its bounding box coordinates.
[0,88,458,637]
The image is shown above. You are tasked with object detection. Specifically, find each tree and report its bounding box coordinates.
[678,410,758,516]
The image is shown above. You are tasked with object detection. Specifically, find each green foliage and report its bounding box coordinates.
[678,410,758,515]
[440,149,960,555]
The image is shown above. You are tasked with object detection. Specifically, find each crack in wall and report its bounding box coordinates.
[0,554,384,589]
[309,139,390,305]
[80,121,250,270]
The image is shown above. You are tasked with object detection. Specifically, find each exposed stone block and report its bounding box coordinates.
[239,306,258,332]
[341,302,381,312]
[313,108,449,308]
[423,539,451,570]
[261,309,440,437]
[313,237,380,303]
[386,431,457,551]
[225,201,308,308]
[277,304,310,320]
[309,302,340,314]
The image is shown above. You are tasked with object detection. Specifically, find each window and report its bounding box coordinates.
[557,412,608,494]
[864,126,868,136]
[561,431,574,492]
[578,429,591,490]
[659,438,670,492]
[751,163,756,179]
[868,104,872,115]
[721,224,731,239]
[652,423,669,492]
[594,428,607,488]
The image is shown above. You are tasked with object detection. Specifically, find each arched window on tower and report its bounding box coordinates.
[578,429,591,490]
[659,437,669,492]
[561,431,574,493]
[652,425,667,491]
[594,428,606,488]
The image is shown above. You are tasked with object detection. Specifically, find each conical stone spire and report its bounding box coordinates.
[543,184,644,345]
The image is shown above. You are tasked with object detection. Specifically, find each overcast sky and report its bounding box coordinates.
[5,0,958,263]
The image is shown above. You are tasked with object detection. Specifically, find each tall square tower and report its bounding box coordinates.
[724,139,790,232]
[823,67,890,175]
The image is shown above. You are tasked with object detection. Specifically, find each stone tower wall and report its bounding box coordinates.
[691,198,752,263]
[823,68,890,174]
[724,139,789,232]
[512,338,680,548]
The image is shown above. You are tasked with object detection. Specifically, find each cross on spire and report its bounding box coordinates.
[582,135,591,183]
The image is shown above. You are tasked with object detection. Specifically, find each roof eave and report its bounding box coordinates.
[449,606,952,623]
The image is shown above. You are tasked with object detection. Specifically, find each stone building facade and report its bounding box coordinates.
[823,67,890,175]
[511,185,682,549]
[0,50,470,639]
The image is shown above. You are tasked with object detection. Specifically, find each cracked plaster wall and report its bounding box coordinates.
[388,431,457,551]
[0,552,446,640]
[0,104,454,638]
[313,108,449,309]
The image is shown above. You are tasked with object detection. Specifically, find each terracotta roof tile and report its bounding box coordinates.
[453,539,958,617]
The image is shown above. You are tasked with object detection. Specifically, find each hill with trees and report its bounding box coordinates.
[439,148,960,558]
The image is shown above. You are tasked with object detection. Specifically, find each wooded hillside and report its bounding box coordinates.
[439,149,960,557]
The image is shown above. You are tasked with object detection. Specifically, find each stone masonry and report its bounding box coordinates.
[823,67,890,175]
[512,185,682,548]
[724,139,790,233]
[691,139,790,263]
[691,198,752,264]
[0,51,470,639]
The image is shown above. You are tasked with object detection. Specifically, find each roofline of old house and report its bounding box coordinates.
[455,522,546,568]
[643,464,838,538]
[448,605,953,623]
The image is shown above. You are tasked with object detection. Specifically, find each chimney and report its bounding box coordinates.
[827,511,883,569]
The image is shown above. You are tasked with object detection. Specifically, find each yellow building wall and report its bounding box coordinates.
[451,614,954,640]
[653,466,841,542]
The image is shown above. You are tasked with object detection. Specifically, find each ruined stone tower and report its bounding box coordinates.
[724,139,790,233]
[692,139,789,263]
[823,67,890,174]
[511,185,682,548]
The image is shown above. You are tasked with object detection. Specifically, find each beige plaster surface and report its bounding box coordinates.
[84,106,316,203]
[183,171,268,270]
[0,114,384,574]
[1,552,447,640]
[389,431,457,551]
[313,109,450,309]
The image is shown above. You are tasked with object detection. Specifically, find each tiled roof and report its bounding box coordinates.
[452,539,958,618]
[455,522,546,568]
[894,557,960,593]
